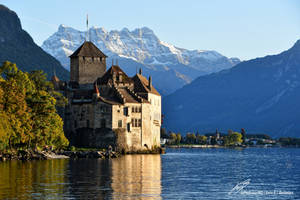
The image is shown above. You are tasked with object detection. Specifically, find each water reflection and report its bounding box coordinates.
[111,155,162,200]
[67,159,113,199]
[0,154,162,199]
[0,159,68,199]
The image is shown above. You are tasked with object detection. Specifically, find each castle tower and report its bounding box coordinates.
[69,41,107,84]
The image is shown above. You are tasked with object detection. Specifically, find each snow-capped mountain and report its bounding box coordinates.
[42,25,240,95]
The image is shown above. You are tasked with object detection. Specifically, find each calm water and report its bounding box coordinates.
[0,148,300,200]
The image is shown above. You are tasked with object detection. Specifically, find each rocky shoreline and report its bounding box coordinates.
[0,147,165,161]
[0,149,120,161]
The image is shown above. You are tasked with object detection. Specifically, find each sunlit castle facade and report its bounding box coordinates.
[53,41,161,152]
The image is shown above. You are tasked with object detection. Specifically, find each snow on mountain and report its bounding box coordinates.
[42,25,240,95]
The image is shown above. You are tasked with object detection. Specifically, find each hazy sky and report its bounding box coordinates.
[1,0,300,60]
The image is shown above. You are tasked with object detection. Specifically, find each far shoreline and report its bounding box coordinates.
[165,144,300,148]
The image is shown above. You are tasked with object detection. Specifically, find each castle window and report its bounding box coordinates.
[83,56,85,61]
[87,120,90,128]
[131,118,141,127]
[100,106,105,113]
[101,119,106,128]
[127,123,131,132]
[74,120,77,128]
[118,120,122,128]
[132,106,141,113]
[123,107,128,116]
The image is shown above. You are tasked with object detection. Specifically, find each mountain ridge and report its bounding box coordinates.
[42,24,240,95]
[0,4,69,80]
[163,39,300,137]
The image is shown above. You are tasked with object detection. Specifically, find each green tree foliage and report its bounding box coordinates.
[241,128,246,144]
[169,132,177,144]
[176,133,181,144]
[279,137,300,146]
[160,127,168,139]
[186,133,197,144]
[224,131,242,146]
[196,135,207,145]
[0,61,69,150]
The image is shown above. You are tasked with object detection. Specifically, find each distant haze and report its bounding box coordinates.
[1,0,300,60]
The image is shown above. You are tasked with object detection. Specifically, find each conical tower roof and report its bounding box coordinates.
[69,41,107,58]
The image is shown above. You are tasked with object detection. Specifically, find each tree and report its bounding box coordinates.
[197,135,207,145]
[228,129,234,135]
[0,61,69,150]
[211,136,217,145]
[0,84,13,150]
[160,127,168,139]
[224,132,243,146]
[241,128,246,144]
[169,132,177,144]
[26,70,68,148]
[0,64,33,149]
[186,133,196,144]
[176,133,182,144]
[0,113,12,150]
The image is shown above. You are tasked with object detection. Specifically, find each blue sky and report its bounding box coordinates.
[1,0,300,60]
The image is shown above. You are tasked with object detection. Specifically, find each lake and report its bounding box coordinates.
[0,148,299,199]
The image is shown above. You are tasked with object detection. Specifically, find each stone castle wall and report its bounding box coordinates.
[65,98,161,152]
[70,56,106,84]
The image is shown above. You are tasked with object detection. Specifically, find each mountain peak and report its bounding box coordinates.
[0,4,14,13]
[141,26,153,32]
[42,24,240,95]
[0,4,21,34]
[0,4,69,81]
[58,24,66,31]
[132,26,155,35]
[292,39,300,49]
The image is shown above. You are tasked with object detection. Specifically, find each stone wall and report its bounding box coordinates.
[148,93,161,148]
[64,91,161,151]
[112,103,143,151]
[70,57,79,82]
[71,56,106,84]
[71,128,116,148]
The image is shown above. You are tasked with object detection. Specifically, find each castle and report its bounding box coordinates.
[52,41,161,152]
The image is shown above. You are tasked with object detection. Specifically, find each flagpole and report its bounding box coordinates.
[86,14,89,41]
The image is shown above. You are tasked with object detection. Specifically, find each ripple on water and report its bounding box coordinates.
[0,148,299,199]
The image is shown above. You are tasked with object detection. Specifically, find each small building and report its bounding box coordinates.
[54,41,161,152]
